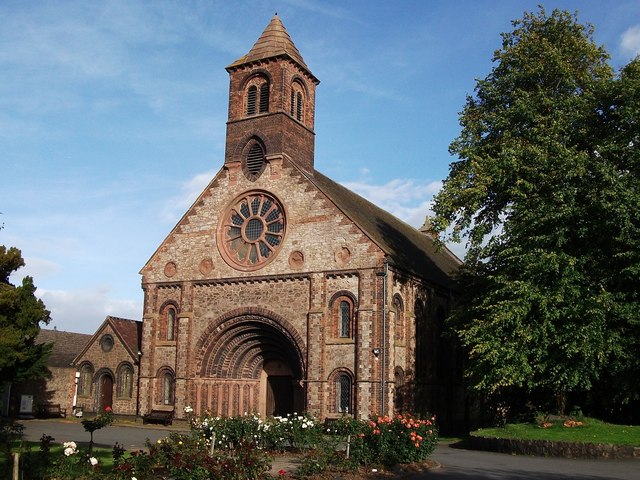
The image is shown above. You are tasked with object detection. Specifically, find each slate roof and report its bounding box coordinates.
[36,329,92,368]
[306,169,461,289]
[227,14,318,82]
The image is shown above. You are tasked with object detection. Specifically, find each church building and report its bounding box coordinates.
[136,16,464,429]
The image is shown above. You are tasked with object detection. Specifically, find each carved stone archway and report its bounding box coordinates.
[194,308,305,416]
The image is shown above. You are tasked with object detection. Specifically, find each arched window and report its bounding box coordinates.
[160,304,178,341]
[167,307,175,341]
[330,293,355,339]
[161,370,174,405]
[290,81,305,121]
[79,363,94,397]
[335,373,352,414]
[393,295,404,342]
[246,76,269,116]
[339,301,351,338]
[118,364,133,398]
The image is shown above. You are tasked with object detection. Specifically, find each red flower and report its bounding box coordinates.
[105,406,112,412]
[278,469,287,476]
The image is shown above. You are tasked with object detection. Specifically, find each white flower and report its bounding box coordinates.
[184,406,194,414]
[132,477,138,480]
[89,457,98,466]
[64,447,75,456]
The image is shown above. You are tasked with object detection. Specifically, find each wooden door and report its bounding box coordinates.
[99,375,113,412]
[266,375,293,416]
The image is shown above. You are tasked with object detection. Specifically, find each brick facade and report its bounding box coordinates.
[10,16,464,432]
[136,15,465,431]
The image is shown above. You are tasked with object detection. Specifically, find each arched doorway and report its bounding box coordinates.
[98,373,114,411]
[197,312,305,417]
[261,360,304,416]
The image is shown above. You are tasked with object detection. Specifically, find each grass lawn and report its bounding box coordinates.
[1,442,116,475]
[472,418,640,446]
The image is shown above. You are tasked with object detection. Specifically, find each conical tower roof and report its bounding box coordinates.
[227,14,314,79]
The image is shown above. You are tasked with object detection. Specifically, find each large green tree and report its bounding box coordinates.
[0,245,52,384]
[432,8,640,413]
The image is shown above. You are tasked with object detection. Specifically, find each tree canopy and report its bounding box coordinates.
[432,7,640,415]
[0,245,52,384]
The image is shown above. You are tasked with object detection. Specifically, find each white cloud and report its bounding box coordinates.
[341,178,441,227]
[39,286,142,334]
[621,25,640,57]
[10,257,59,284]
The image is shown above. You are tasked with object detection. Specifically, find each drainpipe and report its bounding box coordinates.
[136,351,142,421]
[380,258,388,414]
[72,371,80,415]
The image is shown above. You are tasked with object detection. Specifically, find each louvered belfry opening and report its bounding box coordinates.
[259,83,269,113]
[246,143,265,177]
[247,85,257,115]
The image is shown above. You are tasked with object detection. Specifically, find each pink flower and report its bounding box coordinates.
[105,406,112,412]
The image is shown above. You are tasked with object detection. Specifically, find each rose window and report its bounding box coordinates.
[218,192,286,270]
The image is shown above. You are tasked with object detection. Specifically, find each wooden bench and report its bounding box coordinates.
[36,403,67,418]
[142,409,174,426]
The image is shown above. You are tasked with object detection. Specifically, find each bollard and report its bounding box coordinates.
[13,452,19,480]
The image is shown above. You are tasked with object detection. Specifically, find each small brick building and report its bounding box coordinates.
[72,316,142,416]
[8,328,91,417]
[137,16,465,430]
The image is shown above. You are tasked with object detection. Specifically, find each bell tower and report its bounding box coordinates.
[224,15,320,176]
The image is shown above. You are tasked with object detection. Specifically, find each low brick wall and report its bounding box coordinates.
[469,435,640,459]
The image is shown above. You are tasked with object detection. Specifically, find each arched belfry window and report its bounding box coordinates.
[247,85,257,115]
[290,80,305,122]
[259,83,269,113]
[246,76,269,116]
[243,140,266,180]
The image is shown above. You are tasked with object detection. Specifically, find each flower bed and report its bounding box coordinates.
[8,409,439,479]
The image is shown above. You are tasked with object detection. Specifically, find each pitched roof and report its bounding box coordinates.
[305,169,461,289]
[37,329,92,368]
[227,15,316,81]
[72,316,142,366]
[107,316,143,357]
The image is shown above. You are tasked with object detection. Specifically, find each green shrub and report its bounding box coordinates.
[348,413,438,467]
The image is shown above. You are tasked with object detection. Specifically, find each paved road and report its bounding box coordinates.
[430,443,638,480]
[19,418,187,451]
[18,420,639,479]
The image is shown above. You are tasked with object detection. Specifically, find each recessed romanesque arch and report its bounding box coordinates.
[195,307,306,382]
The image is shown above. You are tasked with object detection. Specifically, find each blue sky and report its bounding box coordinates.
[2,1,639,334]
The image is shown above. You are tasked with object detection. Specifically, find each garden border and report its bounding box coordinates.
[468,435,640,460]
